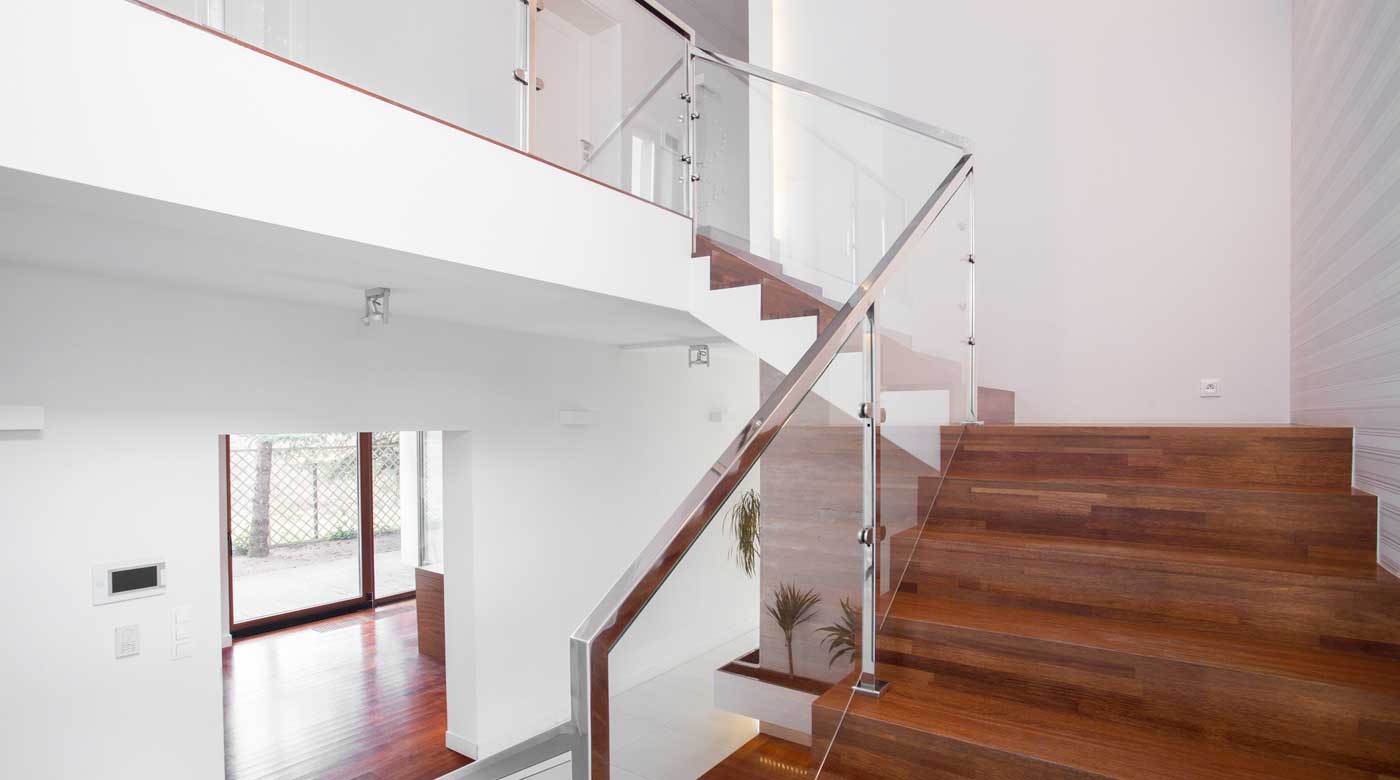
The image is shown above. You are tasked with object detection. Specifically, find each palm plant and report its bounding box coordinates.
[765,582,822,679]
[727,488,761,577]
[816,597,859,669]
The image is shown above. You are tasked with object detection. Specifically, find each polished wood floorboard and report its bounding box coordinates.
[224,601,470,780]
[699,735,812,780]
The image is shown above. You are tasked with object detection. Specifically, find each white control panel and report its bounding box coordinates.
[115,625,140,659]
[92,559,166,606]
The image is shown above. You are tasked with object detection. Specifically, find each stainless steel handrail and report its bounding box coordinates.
[580,57,687,173]
[445,50,974,780]
[692,47,973,152]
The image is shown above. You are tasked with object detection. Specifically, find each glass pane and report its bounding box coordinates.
[531,0,690,211]
[143,0,528,148]
[419,431,445,568]
[228,432,361,623]
[577,52,690,212]
[607,323,867,779]
[808,170,973,778]
[371,431,415,599]
[694,60,964,303]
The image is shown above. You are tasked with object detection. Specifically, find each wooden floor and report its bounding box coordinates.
[224,601,471,780]
[700,735,812,780]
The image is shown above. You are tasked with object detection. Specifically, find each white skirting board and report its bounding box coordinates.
[445,730,479,760]
[0,406,44,431]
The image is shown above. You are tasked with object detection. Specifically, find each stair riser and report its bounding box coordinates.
[899,549,1400,652]
[922,477,1378,561]
[879,617,1400,775]
[951,427,1354,490]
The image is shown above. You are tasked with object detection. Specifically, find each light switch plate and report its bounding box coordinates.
[172,641,193,661]
[1200,378,1222,398]
[115,624,140,659]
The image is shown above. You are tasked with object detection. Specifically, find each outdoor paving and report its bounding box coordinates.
[232,535,416,622]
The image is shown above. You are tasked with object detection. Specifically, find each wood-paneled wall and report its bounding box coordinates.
[1291,0,1400,576]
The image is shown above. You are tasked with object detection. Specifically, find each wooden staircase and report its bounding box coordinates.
[705,425,1400,779]
[692,233,1015,424]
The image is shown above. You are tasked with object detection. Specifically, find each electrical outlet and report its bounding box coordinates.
[115,624,140,659]
[1200,378,1222,398]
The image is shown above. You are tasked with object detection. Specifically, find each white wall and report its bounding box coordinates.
[752,0,1294,422]
[0,0,692,313]
[452,344,761,756]
[1291,0,1400,574]
[0,263,756,778]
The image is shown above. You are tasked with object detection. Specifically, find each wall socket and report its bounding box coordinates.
[1200,378,1222,398]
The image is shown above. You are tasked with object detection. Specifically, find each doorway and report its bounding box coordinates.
[223,431,432,636]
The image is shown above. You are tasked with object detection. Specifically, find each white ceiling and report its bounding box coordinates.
[0,166,720,347]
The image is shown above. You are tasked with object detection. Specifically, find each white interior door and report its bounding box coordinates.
[533,10,590,168]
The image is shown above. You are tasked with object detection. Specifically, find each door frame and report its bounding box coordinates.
[225,432,415,639]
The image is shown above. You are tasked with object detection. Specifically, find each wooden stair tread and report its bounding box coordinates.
[695,234,834,302]
[938,471,1371,494]
[814,664,1380,780]
[909,528,1393,583]
[882,591,1400,697]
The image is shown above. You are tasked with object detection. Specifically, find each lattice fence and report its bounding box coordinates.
[229,432,401,555]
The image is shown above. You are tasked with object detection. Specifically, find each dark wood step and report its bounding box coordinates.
[760,277,837,332]
[898,529,1400,653]
[879,592,1400,775]
[951,426,1354,490]
[811,663,1381,780]
[696,233,828,299]
[921,475,1378,561]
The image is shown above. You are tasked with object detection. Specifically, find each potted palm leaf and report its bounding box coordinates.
[765,582,821,679]
[726,488,760,577]
[816,597,859,669]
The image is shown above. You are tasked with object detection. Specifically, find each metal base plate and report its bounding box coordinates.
[852,678,890,698]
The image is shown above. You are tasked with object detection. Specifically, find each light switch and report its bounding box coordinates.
[172,641,193,661]
[115,625,140,659]
[172,605,192,641]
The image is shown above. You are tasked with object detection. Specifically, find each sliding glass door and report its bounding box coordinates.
[226,431,420,634]
[370,431,416,600]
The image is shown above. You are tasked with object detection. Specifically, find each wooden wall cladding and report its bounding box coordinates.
[415,567,446,663]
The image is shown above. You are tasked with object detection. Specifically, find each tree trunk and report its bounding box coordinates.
[249,439,274,558]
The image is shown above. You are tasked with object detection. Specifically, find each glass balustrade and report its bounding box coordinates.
[132,0,690,211]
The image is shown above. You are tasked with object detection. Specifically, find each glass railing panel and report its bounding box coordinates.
[530,0,690,212]
[576,53,690,213]
[868,166,973,627]
[606,323,868,780]
[139,0,529,148]
[693,58,965,302]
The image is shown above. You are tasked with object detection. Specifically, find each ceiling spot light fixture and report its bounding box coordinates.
[689,344,710,368]
[363,287,390,326]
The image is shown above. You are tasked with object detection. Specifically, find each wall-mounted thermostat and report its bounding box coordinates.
[92,559,166,606]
